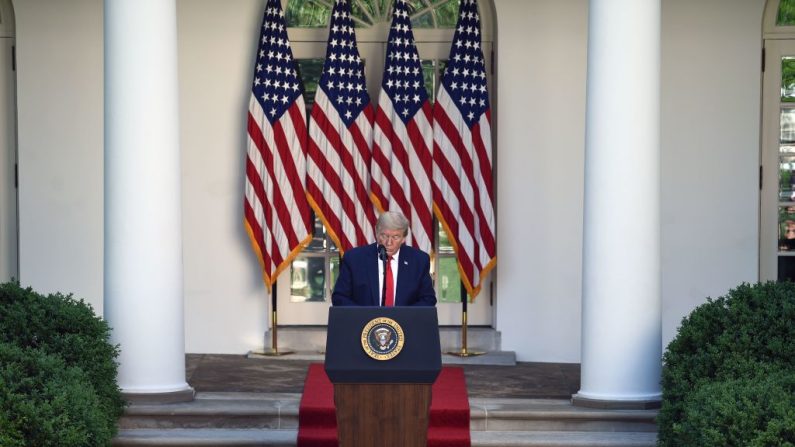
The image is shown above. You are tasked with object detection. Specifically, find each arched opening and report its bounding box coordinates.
[271,0,497,326]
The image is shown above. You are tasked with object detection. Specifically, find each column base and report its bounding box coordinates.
[571,393,661,410]
[123,386,195,404]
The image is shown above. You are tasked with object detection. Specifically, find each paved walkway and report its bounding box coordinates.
[186,354,581,399]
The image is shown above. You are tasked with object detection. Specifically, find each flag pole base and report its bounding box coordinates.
[248,349,294,357]
[445,348,485,357]
[260,349,294,357]
[257,306,293,356]
[448,305,484,357]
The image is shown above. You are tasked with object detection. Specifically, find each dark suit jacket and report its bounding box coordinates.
[332,243,437,306]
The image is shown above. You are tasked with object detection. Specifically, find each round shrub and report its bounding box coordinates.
[659,282,795,446]
[0,342,114,446]
[669,367,795,446]
[0,282,124,444]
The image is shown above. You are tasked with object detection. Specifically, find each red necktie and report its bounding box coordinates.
[385,256,395,307]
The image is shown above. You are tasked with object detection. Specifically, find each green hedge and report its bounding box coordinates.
[659,282,795,446]
[0,282,125,446]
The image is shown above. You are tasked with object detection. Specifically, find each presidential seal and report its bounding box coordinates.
[361,317,405,360]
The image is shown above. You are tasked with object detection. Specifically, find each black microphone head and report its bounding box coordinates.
[377,244,387,260]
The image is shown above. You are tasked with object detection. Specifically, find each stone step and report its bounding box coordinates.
[470,431,658,447]
[470,398,658,433]
[113,429,295,446]
[119,393,657,434]
[119,393,299,430]
[113,428,657,447]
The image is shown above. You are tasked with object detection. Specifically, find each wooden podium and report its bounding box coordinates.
[325,307,441,447]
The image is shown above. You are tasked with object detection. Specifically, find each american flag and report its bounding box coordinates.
[433,0,496,298]
[306,0,376,253]
[244,0,312,290]
[370,0,433,254]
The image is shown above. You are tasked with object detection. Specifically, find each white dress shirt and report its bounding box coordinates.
[377,247,400,305]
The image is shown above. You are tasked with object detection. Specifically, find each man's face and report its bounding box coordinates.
[377,229,406,257]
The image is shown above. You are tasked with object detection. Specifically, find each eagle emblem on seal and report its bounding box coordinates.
[361,317,405,360]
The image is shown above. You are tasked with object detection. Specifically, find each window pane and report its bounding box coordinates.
[295,59,324,111]
[330,256,340,289]
[411,11,435,28]
[352,0,376,26]
[439,60,448,83]
[781,144,795,154]
[779,205,795,251]
[437,256,461,303]
[782,58,795,102]
[781,108,795,143]
[291,256,327,302]
[305,216,327,250]
[779,256,795,280]
[286,0,331,28]
[287,0,460,29]
[435,0,461,27]
[377,0,391,17]
[421,59,435,100]
[407,0,428,14]
[781,157,795,201]
[287,0,462,29]
[777,0,795,26]
[437,221,455,253]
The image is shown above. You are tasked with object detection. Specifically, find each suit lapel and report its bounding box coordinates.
[395,246,410,306]
[366,244,380,306]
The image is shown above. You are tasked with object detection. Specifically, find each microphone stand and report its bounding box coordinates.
[379,245,388,306]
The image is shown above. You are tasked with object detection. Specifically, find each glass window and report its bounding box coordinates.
[290,216,340,303]
[290,255,326,302]
[781,108,795,143]
[412,12,435,28]
[421,59,447,103]
[778,257,795,281]
[436,213,464,302]
[782,57,795,102]
[779,156,795,201]
[778,0,795,26]
[295,59,324,111]
[434,0,461,27]
[286,0,461,29]
[779,205,795,252]
[285,0,331,28]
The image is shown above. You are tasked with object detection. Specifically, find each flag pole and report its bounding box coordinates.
[446,280,484,357]
[261,280,293,356]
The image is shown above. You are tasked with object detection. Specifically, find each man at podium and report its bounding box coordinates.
[332,211,436,307]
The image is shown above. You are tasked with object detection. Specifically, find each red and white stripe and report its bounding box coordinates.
[244,95,313,289]
[371,93,434,254]
[432,85,496,297]
[306,88,376,253]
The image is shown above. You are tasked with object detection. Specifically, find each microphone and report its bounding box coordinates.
[377,244,388,306]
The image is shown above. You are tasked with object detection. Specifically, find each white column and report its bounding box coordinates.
[104,0,192,399]
[576,0,661,406]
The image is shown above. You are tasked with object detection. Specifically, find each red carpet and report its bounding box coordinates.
[297,363,470,447]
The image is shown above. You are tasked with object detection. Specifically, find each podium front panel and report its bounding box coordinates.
[324,306,442,383]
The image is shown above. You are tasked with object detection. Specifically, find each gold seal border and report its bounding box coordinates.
[360,317,405,361]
